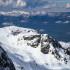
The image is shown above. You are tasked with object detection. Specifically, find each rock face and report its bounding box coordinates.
[10,26,69,60]
[0,46,15,70]
[66,47,70,55]
[24,34,40,48]
[41,34,63,59]
[20,33,65,59]
[15,29,68,60]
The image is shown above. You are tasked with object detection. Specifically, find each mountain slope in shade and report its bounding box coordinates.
[0,44,15,70]
[0,26,70,70]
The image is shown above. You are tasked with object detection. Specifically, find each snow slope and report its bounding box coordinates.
[0,26,70,70]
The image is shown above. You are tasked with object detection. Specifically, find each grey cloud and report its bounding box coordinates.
[0,0,48,8]
[24,0,48,8]
[0,0,70,12]
[0,0,26,8]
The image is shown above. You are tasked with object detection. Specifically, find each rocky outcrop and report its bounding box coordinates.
[10,26,70,61]
[66,47,70,55]
[23,33,63,59]
[24,34,40,48]
[11,30,21,36]
[17,33,66,60]
[40,34,62,59]
[41,34,50,54]
[0,46,15,70]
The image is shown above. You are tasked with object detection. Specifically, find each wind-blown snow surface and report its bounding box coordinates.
[0,26,70,70]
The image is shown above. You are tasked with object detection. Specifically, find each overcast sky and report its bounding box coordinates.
[0,0,70,12]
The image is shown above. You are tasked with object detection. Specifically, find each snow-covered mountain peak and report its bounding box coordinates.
[0,11,29,16]
[0,26,70,70]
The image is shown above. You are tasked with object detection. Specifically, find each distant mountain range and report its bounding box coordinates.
[0,10,68,16]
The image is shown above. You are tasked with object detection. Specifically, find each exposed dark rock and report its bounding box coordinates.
[41,34,62,59]
[66,47,70,55]
[24,35,40,40]
[11,30,21,36]
[52,49,61,60]
[52,41,62,48]
[24,34,40,48]
[41,34,51,54]
[41,45,50,54]
[0,46,16,70]
[64,58,68,64]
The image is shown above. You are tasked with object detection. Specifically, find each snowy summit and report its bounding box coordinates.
[0,26,70,70]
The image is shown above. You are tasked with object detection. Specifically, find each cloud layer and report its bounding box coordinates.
[55,21,70,24]
[0,0,26,8]
[0,0,48,8]
[2,22,14,26]
[0,0,70,12]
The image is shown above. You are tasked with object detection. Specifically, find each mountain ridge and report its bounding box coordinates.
[0,26,70,70]
[0,11,61,16]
